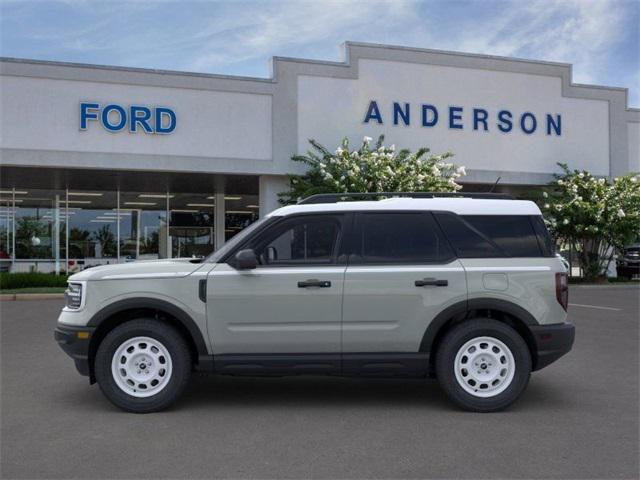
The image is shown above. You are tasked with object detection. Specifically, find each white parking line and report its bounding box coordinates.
[569,303,621,311]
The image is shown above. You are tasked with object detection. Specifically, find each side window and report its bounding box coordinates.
[434,212,503,258]
[530,215,555,257]
[356,213,453,264]
[252,216,341,266]
[462,215,542,257]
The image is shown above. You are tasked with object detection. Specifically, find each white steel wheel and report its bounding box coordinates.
[111,336,173,398]
[454,336,515,398]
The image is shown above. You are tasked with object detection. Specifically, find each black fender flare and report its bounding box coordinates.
[419,298,539,353]
[87,297,208,356]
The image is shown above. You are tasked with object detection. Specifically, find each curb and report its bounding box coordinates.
[0,293,65,301]
[570,284,640,289]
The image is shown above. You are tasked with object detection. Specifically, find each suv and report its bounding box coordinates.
[55,193,575,413]
[616,241,640,280]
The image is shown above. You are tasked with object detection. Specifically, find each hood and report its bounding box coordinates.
[68,258,204,282]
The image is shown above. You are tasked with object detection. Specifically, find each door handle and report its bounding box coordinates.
[415,278,448,287]
[298,279,331,288]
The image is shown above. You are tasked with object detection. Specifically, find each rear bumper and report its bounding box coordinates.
[530,322,575,371]
[54,324,95,377]
[616,263,640,276]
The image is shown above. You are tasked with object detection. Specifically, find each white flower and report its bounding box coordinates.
[335,147,343,155]
[363,136,372,143]
[563,219,569,225]
[631,176,638,183]
[557,179,564,185]
[544,203,550,209]
[618,209,625,218]
[542,191,548,198]
[578,172,584,178]
[456,166,467,176]
[389,144,395,152]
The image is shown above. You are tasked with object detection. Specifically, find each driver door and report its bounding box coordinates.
[206,214,348,365]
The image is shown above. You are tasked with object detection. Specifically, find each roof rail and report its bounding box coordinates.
[297,192,514,205]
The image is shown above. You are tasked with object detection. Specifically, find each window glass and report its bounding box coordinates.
[435,213,503,258]
[169,193,215,258]
[225,194,259,241]
[357,213,453,263]
[119,192,168,260]
[0,195,14,270]
[66,190,118,272]
[462,215,542,257]
[253,216,340,265]
[530,215,555,257]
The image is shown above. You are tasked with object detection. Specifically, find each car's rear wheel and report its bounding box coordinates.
[435,318,531,412]
[95,319,191,413]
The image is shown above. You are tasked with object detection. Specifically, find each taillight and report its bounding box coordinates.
[555,272,568,311]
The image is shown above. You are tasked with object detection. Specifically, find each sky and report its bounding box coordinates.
[1,0,638,106]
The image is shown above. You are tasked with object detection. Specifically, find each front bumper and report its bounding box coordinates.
[54,324,95,377]
[530,322,575,371]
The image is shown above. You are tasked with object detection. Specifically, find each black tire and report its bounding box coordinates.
[435,318,531,412]
[94,319,192,413]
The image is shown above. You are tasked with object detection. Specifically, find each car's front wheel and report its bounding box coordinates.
[94,319,191,413]
[435,318,531,412]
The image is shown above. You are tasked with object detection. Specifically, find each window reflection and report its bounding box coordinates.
[119,192,168,260]
[0,182,259,272]
[67,190,118,272]
[170,193,215,258]
[225,194,259,241]
[0,195,14,272]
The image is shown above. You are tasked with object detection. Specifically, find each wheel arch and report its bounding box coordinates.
[86,298,209,383]
[421,298,540,373]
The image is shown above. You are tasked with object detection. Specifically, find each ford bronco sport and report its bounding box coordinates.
[55,193,575,413]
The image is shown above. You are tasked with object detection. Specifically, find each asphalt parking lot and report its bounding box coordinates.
[1,286,638,479]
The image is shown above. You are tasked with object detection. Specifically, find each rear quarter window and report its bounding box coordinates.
[435,213,546,258]
[462,215,542,257]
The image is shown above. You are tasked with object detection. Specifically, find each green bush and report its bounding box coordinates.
[0,272,69,290]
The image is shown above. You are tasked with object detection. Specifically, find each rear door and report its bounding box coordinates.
[341,212,467,366]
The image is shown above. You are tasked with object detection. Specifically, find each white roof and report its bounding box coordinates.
[269,197,542,217]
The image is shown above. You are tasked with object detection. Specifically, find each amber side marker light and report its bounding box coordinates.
[77,332,90,340]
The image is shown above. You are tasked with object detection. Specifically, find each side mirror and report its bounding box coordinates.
[233,249,258,270]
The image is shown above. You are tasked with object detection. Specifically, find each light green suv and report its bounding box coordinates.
[55,193,575,413]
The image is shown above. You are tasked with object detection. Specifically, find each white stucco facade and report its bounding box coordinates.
[0,42,638,270]
[2,42,638,192]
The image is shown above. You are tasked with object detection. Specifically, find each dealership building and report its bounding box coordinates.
[1,42,638,273]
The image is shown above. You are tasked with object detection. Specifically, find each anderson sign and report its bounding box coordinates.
[363,100,562,136]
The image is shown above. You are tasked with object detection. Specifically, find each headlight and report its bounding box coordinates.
[65,283,83,309]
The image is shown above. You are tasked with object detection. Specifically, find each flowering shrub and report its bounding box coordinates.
[542,163,640,280]
[279,135,466,204]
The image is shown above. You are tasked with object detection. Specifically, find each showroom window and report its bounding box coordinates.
[119,192,169,260]
[225,194,259,241]
[66,190,118,271]
[170,192,216,258]
[0,185,259,273]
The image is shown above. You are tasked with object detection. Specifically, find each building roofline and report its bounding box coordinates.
[1,40,636,109]
[0,56,274,84]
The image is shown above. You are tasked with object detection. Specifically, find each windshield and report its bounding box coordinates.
[205,216,271,263]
